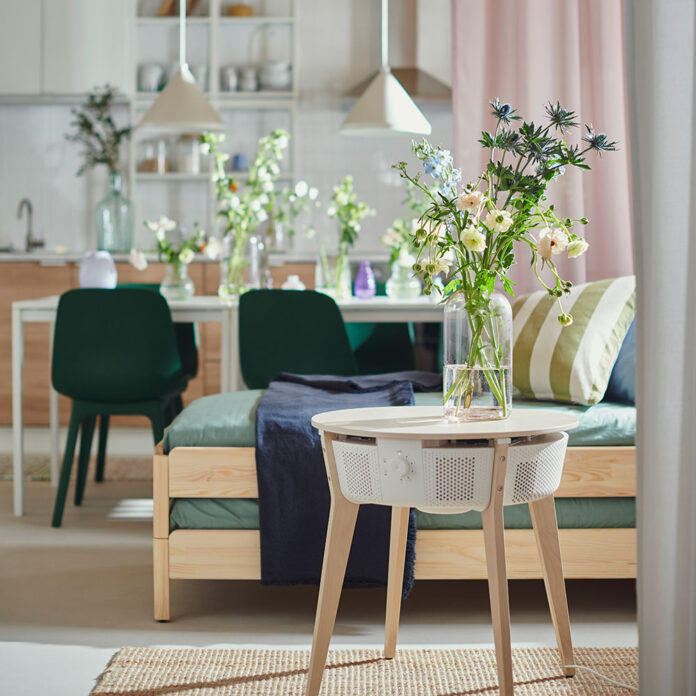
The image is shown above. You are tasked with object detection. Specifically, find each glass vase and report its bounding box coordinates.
[385,258,421,300]
[159,262,194,301]
[315,249,351,300]
[443,289,512,422]
[96,171,134,253]
[218,233,263,303]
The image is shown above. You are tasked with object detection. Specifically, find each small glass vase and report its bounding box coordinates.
[160,262,194,301]
[386,257,421,300]
[96,170,134,253]
[353,260,376,299]
[443,289,512,422]
[218,233,263,303]
[315,249,351,300]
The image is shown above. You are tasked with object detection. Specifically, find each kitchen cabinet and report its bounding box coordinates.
[0,0,42,94]
[42,0,131,94]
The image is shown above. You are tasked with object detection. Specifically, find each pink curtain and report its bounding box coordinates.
[451,0,633,291]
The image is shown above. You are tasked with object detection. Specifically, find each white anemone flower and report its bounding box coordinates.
[276,135,289,149]
[262,180,273,193]
[129,248,148,271]
[456,190,485,214]
[484,209,513,233]
[295,180,309,197]
[431,258,452,275]
[462,228,487,252]
[308,187,319,200]
[179,248,195,265]
[537,227,568,260]
[567,238,589,258]
[257,209,269,223]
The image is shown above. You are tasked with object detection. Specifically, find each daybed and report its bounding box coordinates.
[152,391,636,621]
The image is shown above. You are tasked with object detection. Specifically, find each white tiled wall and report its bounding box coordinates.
[0,0,452,256]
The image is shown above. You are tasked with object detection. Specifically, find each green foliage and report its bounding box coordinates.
[393,98,616,323]
[65,85,131,175]
[327,175,375,249]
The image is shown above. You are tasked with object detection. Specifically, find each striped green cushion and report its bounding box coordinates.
[513,276,635,405]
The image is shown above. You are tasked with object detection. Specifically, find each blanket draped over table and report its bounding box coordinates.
[255,371,442,597]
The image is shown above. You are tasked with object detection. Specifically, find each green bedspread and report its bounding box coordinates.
[170,497,635,532]
[162,391,635,453]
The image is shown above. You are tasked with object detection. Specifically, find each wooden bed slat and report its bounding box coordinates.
[168,528,637,581]
[165,446,636,499]
[169,447,258,498]
[555,447,636,497]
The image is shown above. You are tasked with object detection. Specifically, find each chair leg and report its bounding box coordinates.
[74,415,96,506]
[51,408,82,528]
[529,496,575,677]
[95,414,109,482]
[384,506,410,659]
[305,496,360,696]
[481,442,513,696]
[149,405,166,446]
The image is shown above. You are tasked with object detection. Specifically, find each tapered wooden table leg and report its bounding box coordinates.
[306,434,360,696]
[529,495,575,676]
[384,506,410,659]
[481,441,513,696]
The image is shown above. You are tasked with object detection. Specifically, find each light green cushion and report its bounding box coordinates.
[170,497,635,532]
[162,390,635,453]
[513,276,636,405]
[162,390,264,452]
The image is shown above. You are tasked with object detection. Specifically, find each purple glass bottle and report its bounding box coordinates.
[353,260,376,299]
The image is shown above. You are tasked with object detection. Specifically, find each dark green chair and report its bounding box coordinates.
[345,281,416,375]
[88,283,199,483]
[51,288,187,527]
[239,289,358,389]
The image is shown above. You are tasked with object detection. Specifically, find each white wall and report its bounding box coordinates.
[0,0,452,256]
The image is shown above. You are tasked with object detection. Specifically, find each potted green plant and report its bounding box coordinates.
[66,85,133,252]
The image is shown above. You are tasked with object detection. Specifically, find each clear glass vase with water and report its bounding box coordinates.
[443,290,512,421]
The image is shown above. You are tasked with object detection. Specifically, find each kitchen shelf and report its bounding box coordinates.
[128,0,298,244]
[136,17,211,25]
[218,16,295,24]
[135,172,212,181]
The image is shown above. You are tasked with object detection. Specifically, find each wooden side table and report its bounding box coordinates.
[306,406,579,696]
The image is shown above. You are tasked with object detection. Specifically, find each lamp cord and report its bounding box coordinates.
[564,664,638,691]
[380,0,389,68]
[179,0,187,68]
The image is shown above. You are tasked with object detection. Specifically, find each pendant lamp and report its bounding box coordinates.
[341,0,431,135]
[138,0,224,133]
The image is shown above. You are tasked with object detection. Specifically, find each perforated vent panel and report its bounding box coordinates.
[423,447,494,511]
[332,441,381,504]
[504,432,569,505]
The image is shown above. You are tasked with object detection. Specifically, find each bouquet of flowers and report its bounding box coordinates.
[394,98,616,420]
[317,175,374,298]
[202,129,290,298]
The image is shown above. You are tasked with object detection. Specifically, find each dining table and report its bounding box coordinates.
[11,293,444,516]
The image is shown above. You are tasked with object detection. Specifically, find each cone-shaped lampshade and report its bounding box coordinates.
[341,67,432,135]
[138,65,224,133]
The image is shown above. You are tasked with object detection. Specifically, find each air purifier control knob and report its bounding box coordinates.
[385,451,413,480]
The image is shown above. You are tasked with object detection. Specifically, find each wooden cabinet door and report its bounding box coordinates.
[0,0,42,94]
[42,0,131,94]
[0,263,78,426]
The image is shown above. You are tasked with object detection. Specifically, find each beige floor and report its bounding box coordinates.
[0,478,638,695]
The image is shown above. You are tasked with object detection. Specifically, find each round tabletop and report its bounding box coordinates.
[312,406,578,440]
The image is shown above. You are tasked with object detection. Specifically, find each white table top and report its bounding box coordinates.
[312,406,578,440]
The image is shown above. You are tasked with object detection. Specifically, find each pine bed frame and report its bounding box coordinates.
[152,443,636,621]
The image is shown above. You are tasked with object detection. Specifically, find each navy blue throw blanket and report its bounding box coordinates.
[255,371,442,597]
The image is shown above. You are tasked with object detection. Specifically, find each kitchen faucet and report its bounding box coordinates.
[17,198,44,252]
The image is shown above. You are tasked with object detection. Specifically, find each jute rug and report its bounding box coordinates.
[91,647,638,695]
[0,455,152,482]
